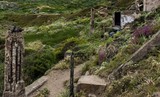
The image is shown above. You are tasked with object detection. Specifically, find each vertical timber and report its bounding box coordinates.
[70,52,74,97]
[3,26,26,97]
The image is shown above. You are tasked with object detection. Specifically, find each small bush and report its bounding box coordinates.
[98,46,106,65]
[0,63,4,97]
[133,25,154,38]
[0,49,4,96]
[81,56,98,75]
[132,25,154,44]
[53,60,70,70]
[36,88,50,97]
[0,38,4,46]
[58,89,69,97]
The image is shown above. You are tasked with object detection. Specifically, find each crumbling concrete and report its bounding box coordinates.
[76,75,107,96]
[143,0,160,11]
[3,26,25,97]
[135,0,160,12]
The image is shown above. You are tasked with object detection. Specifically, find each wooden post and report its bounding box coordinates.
[70,51,74,97]
[90,8,95,35]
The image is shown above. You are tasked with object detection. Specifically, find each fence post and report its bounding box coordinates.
[70,51,74,97]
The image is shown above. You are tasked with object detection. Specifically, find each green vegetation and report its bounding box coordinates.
[105,47,160,97]
[58,88,86,97]
[58,89,69,97]
[24,46,56,84]
[0,48,4,96]
[35,88,50,97]
[0,0,160,97]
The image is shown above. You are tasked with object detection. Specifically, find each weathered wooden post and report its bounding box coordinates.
[90,8,95,35]
[3,26,26,97]
[70,51,74,97]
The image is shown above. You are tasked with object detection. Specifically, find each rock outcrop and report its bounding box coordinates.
[76,75,107,96]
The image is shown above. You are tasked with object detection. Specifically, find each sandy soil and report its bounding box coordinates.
[29,64,83,97]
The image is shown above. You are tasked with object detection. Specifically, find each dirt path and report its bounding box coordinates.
[29,64,83,97]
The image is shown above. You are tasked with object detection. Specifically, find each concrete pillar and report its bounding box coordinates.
[3,26,26,97]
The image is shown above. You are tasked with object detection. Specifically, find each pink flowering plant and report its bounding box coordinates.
[132,25,154,44]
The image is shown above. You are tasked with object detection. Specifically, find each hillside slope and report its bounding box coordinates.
[0,0,160,97]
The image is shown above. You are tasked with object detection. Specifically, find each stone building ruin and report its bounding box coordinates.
[3,26,26,97]
[114,11,135,29]
[136,0,160,11]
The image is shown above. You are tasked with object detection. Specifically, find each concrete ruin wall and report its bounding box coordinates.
[3,26,26,97]
[121,14,135,28]
[144,0,160,11]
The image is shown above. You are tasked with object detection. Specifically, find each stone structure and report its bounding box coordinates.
[136,0,160,11]
[3,26,26,97]
[114,11,136,29]
[121,14,135,28]
[76,75,107,96]
[143,0,160,11]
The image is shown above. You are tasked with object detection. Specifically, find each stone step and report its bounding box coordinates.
[76,75,107,96]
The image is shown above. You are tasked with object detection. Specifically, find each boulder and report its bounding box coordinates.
[76,75,107,96]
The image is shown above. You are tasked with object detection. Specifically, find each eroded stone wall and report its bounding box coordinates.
[144,0,160,11]
[3,26,25,97]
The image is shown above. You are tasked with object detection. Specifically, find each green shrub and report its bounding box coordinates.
[116,0,134,8]
[0,49,4,96]
[81,56,98,75]
[0,63,4,97]
[0,38,4,46]
[54,37,86,61]
[98,46,131,77]
[24,46,56,84]
[58,88,69,97]
[53,60,70,70]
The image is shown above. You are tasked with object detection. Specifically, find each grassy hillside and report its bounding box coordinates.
[0,0,159,97]
[1,0,108,14]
